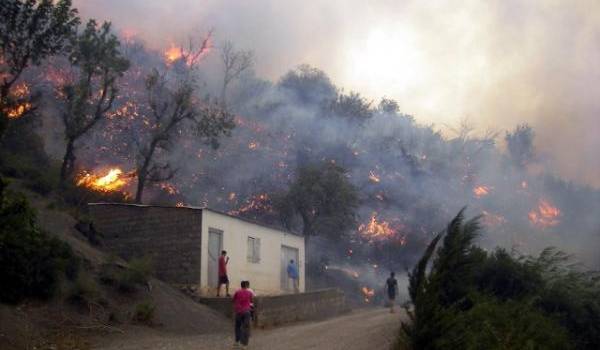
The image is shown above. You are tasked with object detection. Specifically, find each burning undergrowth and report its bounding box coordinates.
[6,26,599,273]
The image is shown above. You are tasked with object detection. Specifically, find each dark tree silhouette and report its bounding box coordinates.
[59,20,129,183]
[134,70,234,203]
[0,0,79,136]
[219,41,253,108]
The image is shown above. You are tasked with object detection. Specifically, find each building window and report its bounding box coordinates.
[247,236,261,263]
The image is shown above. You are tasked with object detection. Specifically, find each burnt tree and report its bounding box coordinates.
[59,20,129,183]
[135,70,234,203]
[0,0,79,136]
[219,41,253,108]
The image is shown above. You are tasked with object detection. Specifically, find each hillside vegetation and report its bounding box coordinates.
[400,209,600,350]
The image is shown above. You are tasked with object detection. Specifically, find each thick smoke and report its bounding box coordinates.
[21,1,600,299]
[73,0,600,188]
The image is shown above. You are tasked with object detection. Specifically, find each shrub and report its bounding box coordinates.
[436,297,571,350]
[133,300,155,324]
[99,255,152,293]
[117,256,152,292]
[401,210,600,350]
[0,177,79,303]
[67,272,99,305]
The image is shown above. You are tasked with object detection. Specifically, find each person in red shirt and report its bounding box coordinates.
[233,280,254,348]
[217,250,230,297]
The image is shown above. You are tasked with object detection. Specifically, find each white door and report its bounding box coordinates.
[207,229,223,288]
[280,245,299,292]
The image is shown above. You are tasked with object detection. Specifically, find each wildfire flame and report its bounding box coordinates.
[3,83,32,119]
[228,193,273,216]
[358,212,396,239]
[368,171,381,183]
[473,185,491,198]
[164,44,184,64]
[361,286,375,303]
[163,33,212,67]
[76,168,134,193]
[528,199,561,229]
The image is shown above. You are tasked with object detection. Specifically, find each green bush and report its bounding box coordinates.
[0,177,79,303]
[67,272,99,305]
[117,256,152,292]
[99,255,152,293]
[436,298,571,350]
[133,300,155,324]
[401,209,600,350]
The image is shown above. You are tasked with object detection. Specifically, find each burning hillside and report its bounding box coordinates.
[1,0,598,273]
[528,199,561,229]
[76,168,135,195]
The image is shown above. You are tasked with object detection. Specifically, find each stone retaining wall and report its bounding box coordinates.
[194,288,349,328]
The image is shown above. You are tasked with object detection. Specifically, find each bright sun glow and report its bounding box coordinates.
[345,27,426,96]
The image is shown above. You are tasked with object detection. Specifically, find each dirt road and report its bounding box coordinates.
[97,308,402,350]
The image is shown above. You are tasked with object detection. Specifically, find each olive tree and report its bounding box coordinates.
[59,20,129,182]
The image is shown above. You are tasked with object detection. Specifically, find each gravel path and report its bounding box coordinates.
[96,308,403,350]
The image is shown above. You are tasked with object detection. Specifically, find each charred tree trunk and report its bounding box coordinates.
[134,170,146,204]
[134,140,158,204]
[60,139,76,184]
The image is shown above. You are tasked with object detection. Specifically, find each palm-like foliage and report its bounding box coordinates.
[400,209,599,350]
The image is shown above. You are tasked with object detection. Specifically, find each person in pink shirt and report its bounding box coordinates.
[232,280,253,348]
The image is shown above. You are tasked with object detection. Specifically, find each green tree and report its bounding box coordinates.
[278,64,337,105]
[0,0,79,136]
[505,123,535,167]
[134,70,234,203]
[277,162,359,259]
[59,20,129,183]
[401,210,597,350]
[0,177,78,303]
[327,91,373,121]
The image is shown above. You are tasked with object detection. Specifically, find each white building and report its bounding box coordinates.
[200,208,305,295]
[89,203,305,295]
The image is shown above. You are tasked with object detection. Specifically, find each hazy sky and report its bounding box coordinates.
[75,0,600,187]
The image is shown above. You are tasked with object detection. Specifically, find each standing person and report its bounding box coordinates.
[233,280,254,348]
[386,272,398,313]
[217,250,230,297]
[287,259,299,293]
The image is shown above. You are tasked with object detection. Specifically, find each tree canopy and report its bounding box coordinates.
[0,0,80,135]
[278,162,359,242]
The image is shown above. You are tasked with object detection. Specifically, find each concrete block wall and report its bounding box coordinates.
[89,203,203,284]
[193,288,348,328]
[254,288,348,328]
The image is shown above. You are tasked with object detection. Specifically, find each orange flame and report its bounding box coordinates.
[368,171,381,183]
[76,168,133,193]
[361,286,375,303]
[228,193,272,216]
[473,185,491,198]
[359,212,396,239]
[3,83,32,119]
[164,44,184,64]
[528,199,560,229]
[160,182,179,195]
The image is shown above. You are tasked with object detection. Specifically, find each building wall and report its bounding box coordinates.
[199,209,305,295]
[89,204,203,285]
[192,288,348,328]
